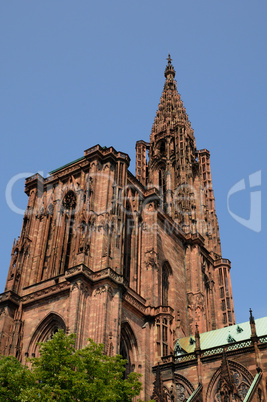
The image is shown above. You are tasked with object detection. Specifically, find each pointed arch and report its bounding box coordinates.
[206,359,254,401]
[120,322,139,377]
[27,312,66,357]
[61,190,77,271]
[174,373,195,401]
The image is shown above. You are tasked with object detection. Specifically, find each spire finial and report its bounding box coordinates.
[249,308,257,338]
[249,308,255,324]
[164,54,175,79]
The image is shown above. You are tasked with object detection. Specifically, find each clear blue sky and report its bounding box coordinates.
[1,1,266,324]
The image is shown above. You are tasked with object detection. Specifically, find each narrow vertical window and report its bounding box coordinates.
[42,217,52,280]
[62,191,76,272]
[64,218,74,271]
[124,204,133,280]
[219,268,223,285]
[162,318,168,356]
[162,263,170,306]
[159,169,167,212]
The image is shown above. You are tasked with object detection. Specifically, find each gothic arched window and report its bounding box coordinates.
[162,262,171,306]
[120,323,138,379]
[62,190,76,271]
[174,374,194,401]
[27,313,66,359]
[123,202,133,280]
[206,359,253,402]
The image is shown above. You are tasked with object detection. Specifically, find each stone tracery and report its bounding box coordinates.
[207,359,253,402]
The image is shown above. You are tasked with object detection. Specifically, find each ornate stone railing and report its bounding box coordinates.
[175,353,196,363]
[201,339,253,358]
[161,355,175,364]
[174,338,256,364]
[258,336,267,344]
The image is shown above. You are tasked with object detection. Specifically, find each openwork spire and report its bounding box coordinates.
[150,55,194,142]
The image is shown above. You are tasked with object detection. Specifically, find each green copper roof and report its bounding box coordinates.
[187,384,202,401]
[49,156,85,175]
[175,317,267,355]
[243,370,262,401]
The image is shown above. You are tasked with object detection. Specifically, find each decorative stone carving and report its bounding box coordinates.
[93,285,113,297]
[174,311,185,340]
[21,282,70,303]
[145,249,159,270]
[62,191,76,210]
[207,356,253,402]
[124,293,146,313]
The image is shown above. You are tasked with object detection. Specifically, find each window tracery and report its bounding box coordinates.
[174,374,194,402]
[214,369,250,401]
[156,316,172,357]
[62,190,76,210]
[207,361,253,402]
[176,383,189,401]
[27,313,66,358]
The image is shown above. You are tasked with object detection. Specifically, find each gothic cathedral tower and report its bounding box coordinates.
[0,56,235,400]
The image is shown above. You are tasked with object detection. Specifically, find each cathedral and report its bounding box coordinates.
[0,56,266,401]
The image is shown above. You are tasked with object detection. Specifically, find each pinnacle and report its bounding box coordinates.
[164,54,176,79]
[249,308,255,323]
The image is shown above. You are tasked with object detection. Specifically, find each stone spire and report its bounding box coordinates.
[146,55,222,257]
[150,54,194,144]
[148,55,197,222]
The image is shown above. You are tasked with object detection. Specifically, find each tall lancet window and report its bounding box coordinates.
[123,202,133,280]
[159,168,166,212]
[62,191,76,271]
[162,262,171,306]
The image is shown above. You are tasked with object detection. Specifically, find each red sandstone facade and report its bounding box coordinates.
[1,56,265,401]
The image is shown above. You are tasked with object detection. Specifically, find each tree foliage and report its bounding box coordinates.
[0,330,148,401]
[0,355,35,401]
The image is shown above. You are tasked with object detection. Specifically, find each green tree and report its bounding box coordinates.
[0,355,34,401]
[0,330,147,401]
